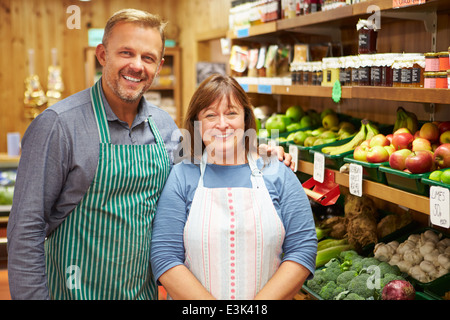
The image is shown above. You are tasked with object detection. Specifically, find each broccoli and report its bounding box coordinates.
[321,266,342,283]
[319,281,338,300]
[361,257,380,269]
[343,292,365,300]
[336,270,358,289]
[324,258,341,269]
[376,261,402,277]
[348,257,364,273]
[306,270,327,293]
[347,273,375,299]
[339,250,360,262]
[331,285,347,299]
[380,273,405,288]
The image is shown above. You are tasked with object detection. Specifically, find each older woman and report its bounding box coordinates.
[150,74,317,300]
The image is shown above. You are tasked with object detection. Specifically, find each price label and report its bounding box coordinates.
[429,186,450,229]
[349,163,363,197]
[288,145,298,172]
[313,152,325,183]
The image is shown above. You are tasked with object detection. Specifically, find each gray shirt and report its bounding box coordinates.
[7,80,182,299]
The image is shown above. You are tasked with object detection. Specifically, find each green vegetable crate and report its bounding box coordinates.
[379,165,432,196]
[421,169,450,190]
[344,155,388,184]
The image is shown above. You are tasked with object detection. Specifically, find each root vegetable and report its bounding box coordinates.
[389,254,402,266]
[409,265,430,283]
[397,260,412,273]
[421,230,440,244]
[438,254,450,270]
[374,242,395,262]
[424,249,440,267]
[420,260,436,274]
[403,249,422,265]
[419,241,436,256]
[397,240,415,255]
[382,280,415,300]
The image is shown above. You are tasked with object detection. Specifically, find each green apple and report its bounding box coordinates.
[300,115,314,129]
[311,127,326,136]
[428,170,442,182]
[293,131,308,146]
[285,105,304,122]
[287,132,296,141]
[265,115,286,135]
[255,118,261,133]
[320,131,337,139]
[441,169,450,184]
[322,113,340,130]
[320,108,336,120]
[286,122,302,132]
[279,115,292,127]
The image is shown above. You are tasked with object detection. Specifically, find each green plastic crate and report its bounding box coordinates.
[421,169,450,190]
[344,155,389,184]
[379,165,431,196]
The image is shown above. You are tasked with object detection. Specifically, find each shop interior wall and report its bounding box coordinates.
[0,0,231,153]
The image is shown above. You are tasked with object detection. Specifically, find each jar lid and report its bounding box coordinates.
[436,72,447,76]
[437,52,449,56]
[424,72,436,76]
[424,52,438,57]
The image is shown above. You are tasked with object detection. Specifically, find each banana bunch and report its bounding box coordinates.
[321,120,379,156]
[393,106,418,134]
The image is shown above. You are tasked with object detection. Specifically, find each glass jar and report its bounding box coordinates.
[358,54,372,86]
[351,55,360,86]
[436,72,448,89]
[448,69,450,89]
[357,20,378,54]
[411,54,425,88]
[304,0,321,14]
[424,52,439,72]
[370,54,383,86]
[438,51,450,72]
[381,53,396,87]
[424,72,436,89]
[392,57,402,88]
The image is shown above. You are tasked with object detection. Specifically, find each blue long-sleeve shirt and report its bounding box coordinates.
[7,81,182,300]
[150,157,317,285]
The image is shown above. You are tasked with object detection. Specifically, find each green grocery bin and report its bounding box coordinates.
[379,165,431,196]
[344,155,389,184]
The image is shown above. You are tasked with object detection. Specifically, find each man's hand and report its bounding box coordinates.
[258,144,295,171]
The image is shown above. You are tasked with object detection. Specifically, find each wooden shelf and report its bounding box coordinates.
[228,0,450,39]
[298,160,431,215]
[240,83,449,104]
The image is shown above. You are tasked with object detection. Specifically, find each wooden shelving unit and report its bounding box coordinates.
[223,0,450,221]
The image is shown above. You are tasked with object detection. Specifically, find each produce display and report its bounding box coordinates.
[349,107,450,175]
[305,250,413,300]
[0,170,16,205]
[373,230,450,283]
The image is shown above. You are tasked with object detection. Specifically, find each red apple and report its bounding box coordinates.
[369,134,390,147]
[412,137,432,152]
[419,122,439,142]
[354,145,369,161]
[433,143,450,169]
[438,121,450,134]
[405,150,434,174]
[360,140,370,148]
[386,134,393,144]
[394,128,411,135]
[392,132,414,150]
[414,130,421,139]
[389,149,412,170]
[440,131,450,145]
[366,145,390,163]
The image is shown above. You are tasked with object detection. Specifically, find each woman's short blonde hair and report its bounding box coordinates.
[102,8,167,59]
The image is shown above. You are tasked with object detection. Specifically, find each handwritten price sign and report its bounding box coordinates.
[429,186,450,229]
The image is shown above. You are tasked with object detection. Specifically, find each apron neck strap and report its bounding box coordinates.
[90,79,111,143]
[198,151,265,189]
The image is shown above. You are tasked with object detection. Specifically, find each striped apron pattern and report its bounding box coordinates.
[45,79,170,300]
[183,152,286,300]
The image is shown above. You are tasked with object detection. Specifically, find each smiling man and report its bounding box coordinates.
[7,9,182,300]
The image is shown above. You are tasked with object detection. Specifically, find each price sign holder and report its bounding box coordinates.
[349,163,363,197]
[302,169,340,206]
[429,186,450,229]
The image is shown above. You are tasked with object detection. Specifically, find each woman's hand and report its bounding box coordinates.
[258,144,295,171]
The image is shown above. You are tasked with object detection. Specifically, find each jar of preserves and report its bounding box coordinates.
[350,55,360,86]
[424,52,439,72]
[358,54,372,86]
[392,57,402,88]
[370,54,383,86]
[411,54,425,88]
[438,51,449,72]
[436,72,448,89]
[424,72,436,89]
[357,19,378,54]
[381,53,397,87]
